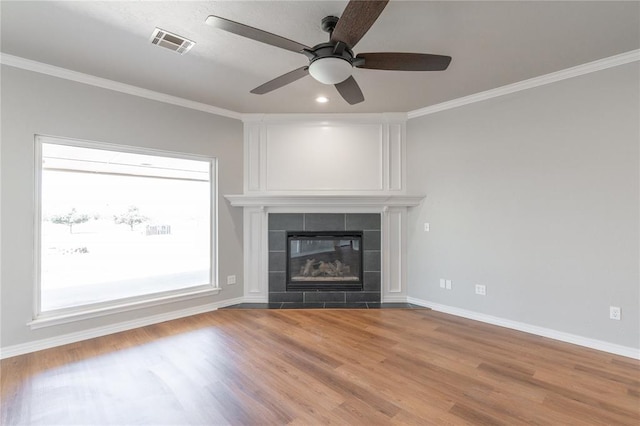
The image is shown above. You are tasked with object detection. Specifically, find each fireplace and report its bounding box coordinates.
[225,194,423,305]
[287,231,363,291]
[268,213,381,305]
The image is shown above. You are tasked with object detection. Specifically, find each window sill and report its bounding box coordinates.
[28,286,221,329]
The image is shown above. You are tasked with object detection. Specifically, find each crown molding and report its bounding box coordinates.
[0,53,242,120]
[241,112,408,124]
[3,49,637,122]
[408,49,640,119]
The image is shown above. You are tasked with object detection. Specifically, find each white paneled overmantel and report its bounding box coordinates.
[230,113,420,303]
[242,113,407,195]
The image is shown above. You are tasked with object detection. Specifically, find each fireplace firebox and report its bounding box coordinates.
[286,231,363,291]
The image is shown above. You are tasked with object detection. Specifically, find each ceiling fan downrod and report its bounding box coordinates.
[321,15,339,38]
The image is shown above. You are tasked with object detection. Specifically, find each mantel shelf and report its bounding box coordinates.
[224,194,425,208]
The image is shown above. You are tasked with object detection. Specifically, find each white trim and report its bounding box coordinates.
[408,49,640,118]
[1,297,244,360]
[383,208,406,300]
[407,297,640,360]
[36,134,220,164]
[212,158,220,292]
[29,287,222,329]
[243,296,269,303]
[242,113,408,124]
[0,63,2,349]
[33,140,44,316]
[382,295,409,303]
[224,194,425,208]
[243,207,268,300]
[243,118,408,195]
[381,123,390,191]
[0,53,241,120]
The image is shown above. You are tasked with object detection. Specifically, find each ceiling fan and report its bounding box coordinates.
[205,0,451,105]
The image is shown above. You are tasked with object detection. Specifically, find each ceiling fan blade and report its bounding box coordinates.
[355,53,452,71]
[250,66,309,95]
[206,15,311,54]
[335,76,364,105]
[330,0,389,49]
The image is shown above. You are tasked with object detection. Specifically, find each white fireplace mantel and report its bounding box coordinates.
[225,194,425,303]
[224,194,424,209]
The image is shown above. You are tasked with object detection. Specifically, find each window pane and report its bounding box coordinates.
[40,141,213,312]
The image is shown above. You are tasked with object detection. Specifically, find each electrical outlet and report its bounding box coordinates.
[226,275,237,285]
[609,306,621,320]
[445,280,452,290]
[424,223,430,232]
[475,284,486,296]
[439,278,445,288]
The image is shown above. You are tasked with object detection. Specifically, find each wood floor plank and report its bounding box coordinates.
[1,309,638,425]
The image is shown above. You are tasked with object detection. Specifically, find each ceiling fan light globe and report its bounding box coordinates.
[309,57,352,85]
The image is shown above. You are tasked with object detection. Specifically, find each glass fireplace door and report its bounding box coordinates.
[287,231,363,291]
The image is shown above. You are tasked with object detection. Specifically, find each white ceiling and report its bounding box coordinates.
[1,1,638,114]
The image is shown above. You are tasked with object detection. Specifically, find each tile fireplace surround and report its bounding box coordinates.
[225,195,424,305]
[269,213,380,306]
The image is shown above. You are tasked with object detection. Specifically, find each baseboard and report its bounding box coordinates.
[407,297,640,360]
[382,295,409,303]
[0,297,244,359]
[243,296,269,303]
[6,295,636,360]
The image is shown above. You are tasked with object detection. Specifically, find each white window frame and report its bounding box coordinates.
[30,135,219,329]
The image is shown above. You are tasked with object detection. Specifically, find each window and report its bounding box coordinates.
[35,136,217,318]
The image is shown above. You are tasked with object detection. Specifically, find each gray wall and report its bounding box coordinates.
[0,66,244,348]
[406,63,639,349]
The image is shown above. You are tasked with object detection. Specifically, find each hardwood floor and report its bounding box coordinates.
[1,309,639,425]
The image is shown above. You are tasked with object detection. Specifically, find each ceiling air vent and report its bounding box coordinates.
[150,28,195,55]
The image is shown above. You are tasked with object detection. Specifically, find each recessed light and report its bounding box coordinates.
[315,96,329,103]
